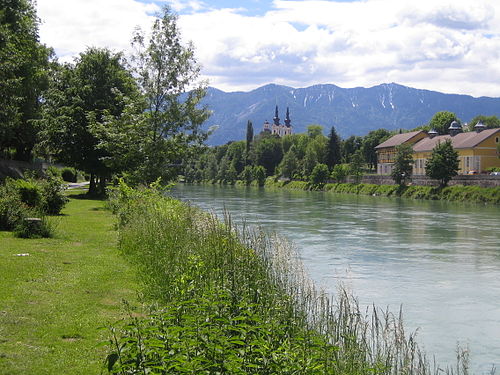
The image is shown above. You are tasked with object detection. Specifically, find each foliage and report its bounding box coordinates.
[60,167,77,182]
[253,165,266,186]
[325,126,341,169]
[14,215,54,238]
[39,47,138,195]
[246,120,253,164]
[253,137,282,175]
[278,144,299,178]
[342,135,363,163]
[306,124,323,138]
[361,128,391,170]
[309,163,329,187]
[391,143,414,186]
[104,6,210,186]
[349,150,364,183]
[428,111,460,135]
[239,165,254,185]
[105,186,473,375]
[330,164,349,183]
[0,0,51,160]
[425,140,460,187]
[469,115,500,129]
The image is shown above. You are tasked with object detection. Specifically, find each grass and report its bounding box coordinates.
[105,184,473,374]
[0,189,138,375]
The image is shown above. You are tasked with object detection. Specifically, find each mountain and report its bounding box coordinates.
[200,83,500,145]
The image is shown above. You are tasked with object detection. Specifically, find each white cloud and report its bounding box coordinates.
[36,0,500,97]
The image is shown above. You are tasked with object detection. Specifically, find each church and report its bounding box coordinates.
[263,106,293,137]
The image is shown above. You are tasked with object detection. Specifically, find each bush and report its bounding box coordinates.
[14,215,54,239]
[0,188,28,230]
[60,167,78,183]
[39,174,68,215]
[309,163,329,186]
[14,179,42,207]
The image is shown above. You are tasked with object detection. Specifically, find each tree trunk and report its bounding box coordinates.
[98,175,106,195]
[88,173,97,195]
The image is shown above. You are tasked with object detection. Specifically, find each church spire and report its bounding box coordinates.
[273,105,280,125]
[284,107,291,127]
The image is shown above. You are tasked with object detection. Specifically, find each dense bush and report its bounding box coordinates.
[0,174,67,237]
[60,167,78,183]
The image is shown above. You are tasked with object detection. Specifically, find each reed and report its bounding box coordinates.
[105,183,483,374]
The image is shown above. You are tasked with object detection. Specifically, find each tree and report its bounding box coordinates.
[112,6,210,185]
[302,145,318,177]
[425,140,459,187]
[307,124,323,138]
[330,164,349,183]
[309,163,329,187]
[349,150,364,183]
[429,111,460,135]
[40,48,138,194]
[246,120,253,164]
[469,115,500,129]
[278,145,299,179]
[253,137,283,176]
[342,135,363,163]
[325,126,341,170]
[253,165,266,186]
[0,0,51,160]
[239,165,254,185]
[361,129,391,170]
[391,143,414,186]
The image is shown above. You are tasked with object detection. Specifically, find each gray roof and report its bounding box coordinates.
[375,130,427,149]
[412,128,500,152]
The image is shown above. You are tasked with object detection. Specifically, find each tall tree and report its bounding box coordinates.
[40,48,138,194]
[391,143,414,186]
[253,137,283,176]
[428,111,460,135]
[425,140,459,187]
[325,126,341,170]
[246,120,253,164]
[278,144,299,179]
[118,6,210,185]
[0,0,51,160]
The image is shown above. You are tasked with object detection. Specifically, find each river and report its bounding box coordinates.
[171,183,500,373]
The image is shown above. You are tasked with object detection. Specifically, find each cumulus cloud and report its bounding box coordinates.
[36,0,500,97]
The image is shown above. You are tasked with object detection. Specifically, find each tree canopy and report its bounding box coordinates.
[391,143,414,186]
[0,0,51,160]
[425,140,459,187]
[428,111,460,135]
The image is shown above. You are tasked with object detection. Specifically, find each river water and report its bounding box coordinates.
[171,184,500,373]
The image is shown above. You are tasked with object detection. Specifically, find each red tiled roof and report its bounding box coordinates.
[375,130,426,149]
[412,128,500,152]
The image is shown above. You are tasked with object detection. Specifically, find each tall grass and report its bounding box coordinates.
[105,183,479,374]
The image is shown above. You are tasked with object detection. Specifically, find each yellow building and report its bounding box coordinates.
[412,126,500,175]
[374,130,428,175]
[376,123,500,175]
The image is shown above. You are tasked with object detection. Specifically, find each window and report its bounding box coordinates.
[496,137,499,143]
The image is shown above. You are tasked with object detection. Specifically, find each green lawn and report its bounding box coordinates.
[0,190,139,375]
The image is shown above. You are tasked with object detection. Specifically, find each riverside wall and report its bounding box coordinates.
[351,174,500,188]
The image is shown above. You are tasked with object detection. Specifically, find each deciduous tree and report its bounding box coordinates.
[391,143,414,186]
[429,111,460,135]
[425,140,459,187]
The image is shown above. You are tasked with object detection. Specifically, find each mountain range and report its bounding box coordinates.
[200,83,500,145]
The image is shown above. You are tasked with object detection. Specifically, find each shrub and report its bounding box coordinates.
[330,164,349,183]
[13,179,42,207]
[60,167,78,182]
[14,215,54,239]
[309,163,329,187]
[0,188,28,230]
[40,174,68,215]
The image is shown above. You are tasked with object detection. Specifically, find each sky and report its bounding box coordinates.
[36,0,500,98]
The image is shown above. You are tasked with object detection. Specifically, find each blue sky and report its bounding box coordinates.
[37,0,500,97]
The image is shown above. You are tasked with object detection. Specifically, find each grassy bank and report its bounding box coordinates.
[0,190,138,375]
[105,184,471,374]
[258,179,500,204]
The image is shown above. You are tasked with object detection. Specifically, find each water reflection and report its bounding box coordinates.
[171,184,500,373]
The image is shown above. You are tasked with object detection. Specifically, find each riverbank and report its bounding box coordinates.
[104,183,471,374]
[232,178,500,204]
[0,190,138,375]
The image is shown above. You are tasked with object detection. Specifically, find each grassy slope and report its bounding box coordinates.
[0,190,138,375]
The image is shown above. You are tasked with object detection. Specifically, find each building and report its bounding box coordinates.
[375,122,500,175]
[263,106,293,137]
[375,130,428,175]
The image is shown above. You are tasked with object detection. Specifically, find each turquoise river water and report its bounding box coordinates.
[171,183,500,373]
